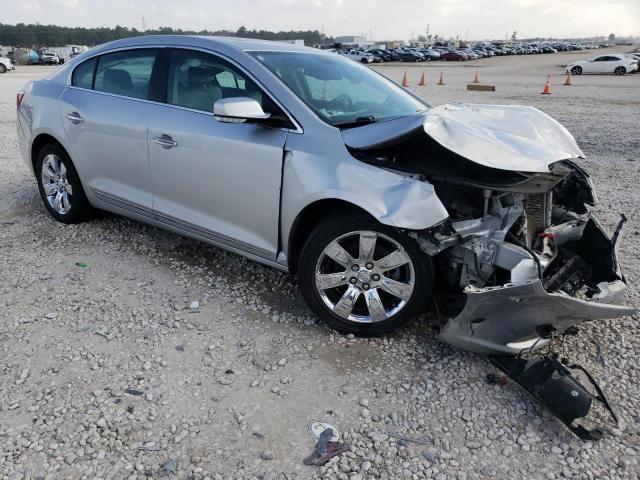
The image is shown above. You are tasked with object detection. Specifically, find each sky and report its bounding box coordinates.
[7,0,640,40]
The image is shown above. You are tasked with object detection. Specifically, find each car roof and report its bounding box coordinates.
[91,35,315,54]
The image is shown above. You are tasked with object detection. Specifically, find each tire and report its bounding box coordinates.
[0,64,6,73]
[615,66,626,75]
[35,143,92,224]
[571,66,582,75]
[298,212,433,335]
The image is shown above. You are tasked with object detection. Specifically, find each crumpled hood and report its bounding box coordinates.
[342,103,585,173]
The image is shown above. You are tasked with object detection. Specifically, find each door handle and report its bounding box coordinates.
[65,112,84,124]
[151,135,178,149]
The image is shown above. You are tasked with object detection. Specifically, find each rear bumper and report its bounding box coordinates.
[16,108,32,175]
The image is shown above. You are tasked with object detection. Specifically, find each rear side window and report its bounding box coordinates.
[94,49,157,99]
[71,58,96,89]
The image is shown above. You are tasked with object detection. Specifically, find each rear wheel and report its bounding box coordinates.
[298,213,433,335]
[571,66,582,75]
[35,144,92,224]
[615,66,626,75]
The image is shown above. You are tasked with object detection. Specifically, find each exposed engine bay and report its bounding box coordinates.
[344,104,636,439]
[345,107,634,356]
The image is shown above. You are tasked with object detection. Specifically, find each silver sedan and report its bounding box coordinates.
[17,35,633,355]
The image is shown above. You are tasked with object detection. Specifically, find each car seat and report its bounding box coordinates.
[180,66,222,112]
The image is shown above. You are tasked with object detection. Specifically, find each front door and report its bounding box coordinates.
[148,48,289,260]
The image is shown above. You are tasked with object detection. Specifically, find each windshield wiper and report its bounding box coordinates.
[333,116,378,128]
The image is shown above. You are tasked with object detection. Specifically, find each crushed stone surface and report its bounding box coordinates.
[1,49,639,479]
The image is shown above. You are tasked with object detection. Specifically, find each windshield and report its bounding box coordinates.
[250,51,428,127]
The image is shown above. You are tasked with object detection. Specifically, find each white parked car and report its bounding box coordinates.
[339,50,375,64]
[0,56,15,73]
[40,52,62,65]
[627,53,640,71]
[566,54,638,75]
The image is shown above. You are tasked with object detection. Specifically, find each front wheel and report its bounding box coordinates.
[298,213,433,335]
[571,66,582,75]
[615,66,626,75]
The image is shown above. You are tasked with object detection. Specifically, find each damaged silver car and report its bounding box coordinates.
[18,36,634,358]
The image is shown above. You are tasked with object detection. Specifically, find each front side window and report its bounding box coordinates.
[251,51,427,127]
[71,57,96,89]
[167,49,266,113]
[94,49,157,99]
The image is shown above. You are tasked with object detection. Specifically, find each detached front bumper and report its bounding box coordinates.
[438,279,634,355]
[437,217,636,355]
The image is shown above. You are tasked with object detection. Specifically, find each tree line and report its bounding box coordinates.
[0,23,332,48]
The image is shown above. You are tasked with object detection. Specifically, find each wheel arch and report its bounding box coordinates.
[31,132,69,173]
[286,198,372,274]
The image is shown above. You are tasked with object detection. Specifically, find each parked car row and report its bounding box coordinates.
[337,41,617,64]
[0,51,60,72]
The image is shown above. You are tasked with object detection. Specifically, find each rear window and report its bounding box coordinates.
[94,49,158,100]
[71,57,96,89]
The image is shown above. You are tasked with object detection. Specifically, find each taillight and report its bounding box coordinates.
[17,91,24,111]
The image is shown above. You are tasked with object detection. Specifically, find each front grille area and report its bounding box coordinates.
[524,192,551,246]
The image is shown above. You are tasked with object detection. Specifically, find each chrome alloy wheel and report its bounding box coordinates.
[315,231,415,323]
[41,154,73,215]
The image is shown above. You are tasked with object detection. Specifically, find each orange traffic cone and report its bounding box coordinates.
[472,71,480,83]
[402,72,409,87]
[418,72,427,86]
[541,75,551,94]
[437,72,445,86]
[563,72,572,86]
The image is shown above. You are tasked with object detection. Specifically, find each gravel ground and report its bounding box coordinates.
[0,48,639,480]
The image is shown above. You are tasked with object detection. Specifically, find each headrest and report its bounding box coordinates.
[103,68,133,90]
[187,67,212,87]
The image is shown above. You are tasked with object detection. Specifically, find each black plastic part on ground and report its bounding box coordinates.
[490,355,618,441]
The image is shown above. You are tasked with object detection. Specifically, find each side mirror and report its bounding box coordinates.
[213,97,271,124]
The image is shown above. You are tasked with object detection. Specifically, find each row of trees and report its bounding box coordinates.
[0,23,332,48]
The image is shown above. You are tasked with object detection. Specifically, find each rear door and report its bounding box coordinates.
[60,48,159,214]
[147,48,290,260]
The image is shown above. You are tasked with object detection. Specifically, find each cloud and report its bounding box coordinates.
[18,0,81,17]
[168,3,193,20]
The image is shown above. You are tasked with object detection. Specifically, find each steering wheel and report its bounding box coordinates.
[327,94,354,112]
